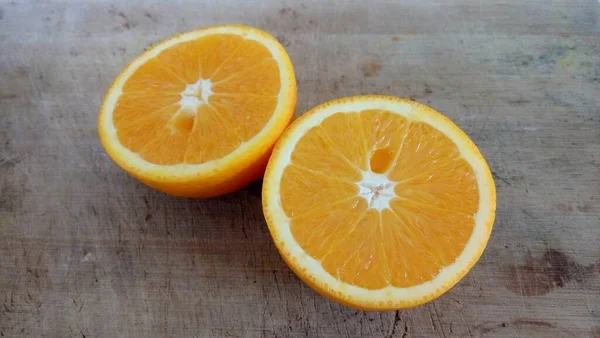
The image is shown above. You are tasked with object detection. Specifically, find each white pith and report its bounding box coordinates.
[179,79,212,113]
[357,171,396,211]
[264,97,495,307]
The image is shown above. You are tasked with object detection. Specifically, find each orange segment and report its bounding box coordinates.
[137,121,190,165]
[359,109,410,173]
[321,209,390,289]
[210,45,280,94]
[98,25,296,197]
[280,164,359,217]
[263,95,496,310]
[157,34,243,82]
[291,125,363,181]
[181,104,242,164]
[209,37,273,83]
[319,112,368,170]
[289,197,367,259]
[113,102,179,152]
[121,57,186,93]
[209,93,278,142]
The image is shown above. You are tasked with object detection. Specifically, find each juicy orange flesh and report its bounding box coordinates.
[112,34,281,165]
[280,110,479,289]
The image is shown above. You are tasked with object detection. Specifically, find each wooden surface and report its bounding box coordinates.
[1,0,600,337]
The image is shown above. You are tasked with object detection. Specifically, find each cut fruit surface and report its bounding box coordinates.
[262,95,495,310]
[98,25,296,197]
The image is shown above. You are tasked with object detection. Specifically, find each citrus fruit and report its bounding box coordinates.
[98,25,296,197]
[262,95,495,310]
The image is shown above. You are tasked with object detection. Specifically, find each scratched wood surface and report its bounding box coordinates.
[1,0,599,337]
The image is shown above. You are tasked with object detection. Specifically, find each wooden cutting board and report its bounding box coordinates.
[1,0,599,336]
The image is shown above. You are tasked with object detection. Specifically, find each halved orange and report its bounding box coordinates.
[262,95,495,310]
[98,25,296,197]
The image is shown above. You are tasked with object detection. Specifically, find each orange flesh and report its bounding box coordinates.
[280,110,479,289]
[112,34,281,165]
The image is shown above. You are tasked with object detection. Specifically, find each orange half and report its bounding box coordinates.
[262,95,495,310]
[98,25,296,197]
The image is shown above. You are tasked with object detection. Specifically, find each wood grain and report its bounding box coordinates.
[1,0,599,337]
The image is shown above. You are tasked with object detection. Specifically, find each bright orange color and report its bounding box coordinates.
[263,96,495,310]
[282,111,478,289]
[98,25,296,197]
